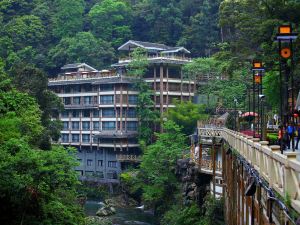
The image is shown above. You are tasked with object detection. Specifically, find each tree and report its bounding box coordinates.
[49,32,115,72]
[52,0,85,38]
[89,0,132,48]
[139,121,187,214]
[166,100,208,136]
[4,15,45,49]
[127,48,159,146]
[10,64,63,149]
[0,73,84,224]
[178,0,221,57]
[263,70,280,109]
[131,0,183,46]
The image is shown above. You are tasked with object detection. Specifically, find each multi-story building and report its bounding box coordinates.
[48,41,195,183]
[113,40,196,115]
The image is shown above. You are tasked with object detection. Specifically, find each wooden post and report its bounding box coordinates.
[198,142,202,167]
[237,164,241,225]
[212,137,216,198]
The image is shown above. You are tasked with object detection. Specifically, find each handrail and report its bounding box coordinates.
[196,127,300,213]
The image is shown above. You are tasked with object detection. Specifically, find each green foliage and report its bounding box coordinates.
[0,140,84,225]
[77,182,109,199]
[10,64,63,149]
[139,121,187,213]
[0,70,84,224]
[178,0,221,57]
[52,0,85,38]
[263,70,280,109]
[49,32,115,71]
[89,0,132,47]
[4,15,45,49]
[161,196,224,225]
[127,48,159,145]
[161,203,203,225]
[166,100,208,135]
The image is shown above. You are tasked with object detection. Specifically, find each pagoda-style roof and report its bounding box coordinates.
[118,40,190,54]
[61,63,97,72]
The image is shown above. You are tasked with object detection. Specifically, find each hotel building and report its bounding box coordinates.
[48,41,196,183]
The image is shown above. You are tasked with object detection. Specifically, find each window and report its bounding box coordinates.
[64,86,71,93]
[85,171,93,177]
[100,95,114,104]
[93,136,99,144]
[64,97,71,105]
[82,134,90,143]
[63,122,69,130]
[127,109,136,118]
[107,171,117,179]
[87,160,92,166]
[72,110,80,118]
[127,121,138,131]
[82,122,90,131]
[93,122,99,131]
[73,97,80,105]
[100,84,114,91]
[102,121,116,130]
[61,134,69,142]
[108,161,117,168]
[95,171,104,178]
[93,110,99,117]
[128,95,138,104]
[72,134,79,142]
[102,108,115,117]
[98,160,103,167]
[61,110,69,118]
[73,85,81,93]
[72,121,79,130]
[83,110,90,117]
[84,96,92,105]
[83,84,92,92]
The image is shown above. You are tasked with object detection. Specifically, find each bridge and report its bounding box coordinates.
[190,127,300,225]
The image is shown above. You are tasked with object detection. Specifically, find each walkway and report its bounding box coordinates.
[194,127,300,224]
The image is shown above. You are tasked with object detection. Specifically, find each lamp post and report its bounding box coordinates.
[275,25,298,152]
[234,98,238,131]
[252,61,265,138]
[259,95,266,141]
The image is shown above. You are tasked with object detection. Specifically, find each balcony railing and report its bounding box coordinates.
[64,103,98,109]
[119,55,192,63]
[116,154,141,162]
[49,71,118,82]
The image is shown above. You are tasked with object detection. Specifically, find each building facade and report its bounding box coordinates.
[48,41,195,183]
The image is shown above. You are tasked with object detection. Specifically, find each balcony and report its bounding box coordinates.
[64,103,98,109]
[118,55,192,64]
[116,154,141,162]
[48,71,118,83]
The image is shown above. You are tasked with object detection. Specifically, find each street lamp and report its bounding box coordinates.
[259,94,266,141]
[234,98,238,131]
[252,60,265,138]
[275,25,298,152]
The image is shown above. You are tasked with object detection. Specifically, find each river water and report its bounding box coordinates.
[85,200,159,225]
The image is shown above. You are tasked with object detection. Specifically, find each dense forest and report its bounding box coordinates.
[1,0,300,108]
[1,0,300,224]
[0,0,221,75]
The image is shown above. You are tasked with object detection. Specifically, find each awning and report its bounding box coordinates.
[241,112,258,117]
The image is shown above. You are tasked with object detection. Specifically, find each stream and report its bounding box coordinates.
[85,200,159,225]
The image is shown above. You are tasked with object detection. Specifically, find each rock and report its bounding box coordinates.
[85,216,113,225]
[96,203,116,217]
[110,206,116,213]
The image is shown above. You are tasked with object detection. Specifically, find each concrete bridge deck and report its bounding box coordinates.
[192,127,300,225]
